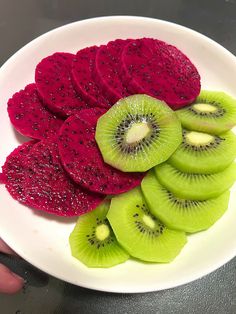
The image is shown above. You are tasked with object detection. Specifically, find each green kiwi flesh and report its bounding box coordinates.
[95,94,182,172]
[69,200,129,268]
[141,171,230,233]
[107,187,187,262]
[168,129,236,173]
[176,90,236,135]
[155,162,236,200]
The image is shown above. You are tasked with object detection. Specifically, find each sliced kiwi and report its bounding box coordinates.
[176,90,236,134]
[69,200,129,268]
[155,162,236,200]
[141,171,230,233]
[107,187,187,263]
[95,94,182,172]
[168,129,236,174]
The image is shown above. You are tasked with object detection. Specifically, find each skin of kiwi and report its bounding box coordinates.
[95,94,182,172]
[176,90,236,135]
[69,200,129,268]
[168,130,236,174]
[154,162,236,200]
[107,187,187,263]
[141,171,230,233]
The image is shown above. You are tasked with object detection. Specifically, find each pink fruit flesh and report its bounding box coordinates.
[23,139,104,216]
[7,83,64,140]
[95,39,131,102]
[35,52,88,117]
[1,141,37,203]
[58,109,145,195]
[121,38,201,108]
[72,46,110,108]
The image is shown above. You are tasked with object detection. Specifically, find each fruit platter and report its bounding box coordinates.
[0,16,236,293]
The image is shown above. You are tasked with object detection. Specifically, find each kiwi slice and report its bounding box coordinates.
[176,90,236,134]
[69,200,129,268]
[141,171,230,233]
[155,162,236,200]
[107,187,187,263]
[168,129,236,174]
[95,94,182,172]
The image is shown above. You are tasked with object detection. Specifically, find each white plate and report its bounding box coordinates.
[0,16,236,293]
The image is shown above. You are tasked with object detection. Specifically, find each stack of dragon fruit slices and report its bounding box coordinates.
[0,37,200,217]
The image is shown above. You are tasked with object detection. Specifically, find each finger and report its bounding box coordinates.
[0,239,17,255]
[0,264,24,294]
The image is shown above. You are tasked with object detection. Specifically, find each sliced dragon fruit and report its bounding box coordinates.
[1,141,37,203]
[95,39,131,102]
[35,52,88,117]
[58,109,145,195]
[7,83,64,140]
[72,46,110,108]
[121,38,201,109]
[22,139,104,216]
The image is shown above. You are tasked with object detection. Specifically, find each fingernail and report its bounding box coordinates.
[11,272,24,282]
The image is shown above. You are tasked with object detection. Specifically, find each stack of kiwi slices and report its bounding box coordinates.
[70,189,187,267]
[142,90,236,233]
[69,91,236,268]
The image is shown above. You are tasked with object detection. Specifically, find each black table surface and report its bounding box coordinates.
[1,0,236,313]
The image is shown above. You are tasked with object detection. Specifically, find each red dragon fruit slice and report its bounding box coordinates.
[7,83,64,140]
[95,39,132,103]
[22,139,104,216]
[121,38,201,109]
[35,52,88,117]
[72,46,110,108]
[1,141,37,203]
[58,109,145,195]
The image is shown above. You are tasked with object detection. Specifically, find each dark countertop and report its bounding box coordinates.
[1,0,236,313]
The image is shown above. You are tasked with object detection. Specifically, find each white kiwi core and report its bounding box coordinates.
[193,103,218,112]
[95,224,110,241]
[126,122,151,144]
[142,215,156,229]
[185,131,215,146]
